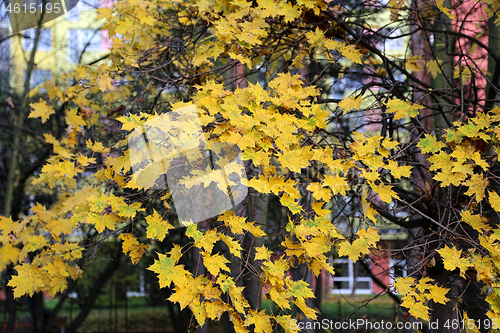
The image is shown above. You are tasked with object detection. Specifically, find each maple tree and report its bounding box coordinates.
[3,0,500,332]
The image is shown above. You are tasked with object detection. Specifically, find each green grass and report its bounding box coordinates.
[261,293,401,322]
[9,294,400,332]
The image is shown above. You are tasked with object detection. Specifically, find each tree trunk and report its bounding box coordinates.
[485,13,500,111]
[3,267,17,333]
[432,0,454,129]
[28,292,45,333]
[2,23,47,333]
[65,250,123,333]
[244,190,268,310]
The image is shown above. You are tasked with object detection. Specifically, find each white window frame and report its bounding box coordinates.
[331,259,372,295]
[389,257,407,293]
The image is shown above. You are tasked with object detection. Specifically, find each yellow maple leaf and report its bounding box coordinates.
[96,72,115,92]
[118,233,148,264]
[8,264,45,297]
[229,285,251,313]
[186,225,219,253]
[386,161,412,179]
[203,252,230,276]
[305,26,325,47]
[229,312,249,333]
[428,285,449,305]
[0,243,21,268]
[244,309,272,333]
[312,201,330,217]
[86,139,110,153]
[29,100,55,123]
[369,181,399,204]
[255,246,272,261]
[338,95,364,112]
[294,297,318,320]
[435,0,455,20]
[220,212,247,234]
[437,245,463,271]
[462,210,491,233]
[269,286,291,310]
[148,245,185,288]
[463,173,488,202]
[338,227,379,261]
[275,314,299,333]
[463,312,481,333]
[393,277,416,296]
[116,114,143,131]
[340,44,362,64]
[323,175,350,195]
[417,134,447,154]
[405,55,422,72]
[426,59,443,78]
[146,209,174,242]
[361,188,378,222]
[408,300,430,321]
[219,234,242,258]
[385,99,422,120]
[489,190,500,213]
[66,108,86,132]
[280,194,302,214]
[96,6,113,20]
[306,183,332,202]
[454,66,471,84]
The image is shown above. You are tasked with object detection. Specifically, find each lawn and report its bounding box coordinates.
[7,294,401,332]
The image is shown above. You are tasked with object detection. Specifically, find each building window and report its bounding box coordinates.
[67,29,101,62]
[23,29,52,51]
[331,259,372,295]
[24,69,52,90]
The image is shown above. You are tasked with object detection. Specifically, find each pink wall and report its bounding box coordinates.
[100,0,115,50]
[370,250,391,294]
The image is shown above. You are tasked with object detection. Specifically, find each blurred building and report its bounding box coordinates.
[6,0,112,92]
[0,2,10,87]
[328,3,410,296]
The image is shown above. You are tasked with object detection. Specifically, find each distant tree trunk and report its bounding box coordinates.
[313,272,324,333]
[408,0,446,332]
[244,190,268,310]
[3,267,16,333]
[2,24,47,333]
[432,0,454,129]
[65,250,123,333]
[485,11,500,111]
[28,292,45,333]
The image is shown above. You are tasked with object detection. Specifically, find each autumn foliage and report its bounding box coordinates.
[4,0,500,332]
